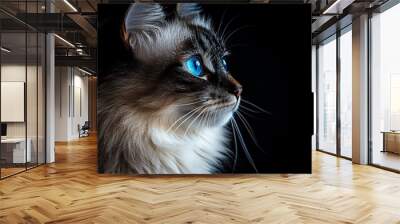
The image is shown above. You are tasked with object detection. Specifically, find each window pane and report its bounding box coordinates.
[312,46,317,150]
[1,31,28,177]
[318,37,337,154]
[340,29,352,158]
[371,3,400,171]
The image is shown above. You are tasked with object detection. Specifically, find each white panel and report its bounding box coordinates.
[46,31,56,163]
[73,86,81,138]
[1,82,25,122]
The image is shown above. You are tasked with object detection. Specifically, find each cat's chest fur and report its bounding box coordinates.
[148,126,228,173]
[99,104,230,174]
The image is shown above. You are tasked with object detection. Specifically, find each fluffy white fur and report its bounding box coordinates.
[99,103,231,174]
[149,126,229,173]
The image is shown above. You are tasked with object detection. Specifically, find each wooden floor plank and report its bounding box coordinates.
[1,135,400,223]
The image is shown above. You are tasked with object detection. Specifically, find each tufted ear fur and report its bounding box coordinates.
[122,3,166,53]
[176,3,202,19]
[176,3,211,30]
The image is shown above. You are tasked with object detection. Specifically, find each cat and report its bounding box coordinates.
[98,3,243,174]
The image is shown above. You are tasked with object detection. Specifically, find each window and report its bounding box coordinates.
[370,3,400,171]
[339,28,352,158]
[317,36,337,154]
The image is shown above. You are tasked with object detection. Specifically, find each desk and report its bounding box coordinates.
[1,138,31,163]
[382,131,400,154]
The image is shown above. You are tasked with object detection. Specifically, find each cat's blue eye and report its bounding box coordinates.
[185,56,203,77]
[222,57,228,71]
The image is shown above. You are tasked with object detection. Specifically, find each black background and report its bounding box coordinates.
[98,3,312,173]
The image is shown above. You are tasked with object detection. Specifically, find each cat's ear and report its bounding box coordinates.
[176,3,202,19]
[122,3,166,50]
[176,3,212,30]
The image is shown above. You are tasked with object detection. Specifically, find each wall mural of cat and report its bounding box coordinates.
[97,3,263,174]
[97,3,312,174]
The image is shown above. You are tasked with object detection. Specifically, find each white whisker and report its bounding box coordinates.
[239,105,260,114]
[232,117,258,173]
[237,108,259,119]
[235,111,265,153]
[173,100,207,107]
[221,14,239,42]
[224,25,251,44]
[173,105,207,132]
[167,105,205,132]
[241,99,271,114]
[183,107,208,137]
[217,9,228,38]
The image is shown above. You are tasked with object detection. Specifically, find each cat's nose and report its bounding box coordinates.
[233,84,243,97]
[226,75,242,97]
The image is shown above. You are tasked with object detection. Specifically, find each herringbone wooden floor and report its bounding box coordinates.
[1,135,400,224]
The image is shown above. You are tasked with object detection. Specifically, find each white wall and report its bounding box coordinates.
[72,73,89,138]
[55,67,89,141]
[55,66,70,141]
